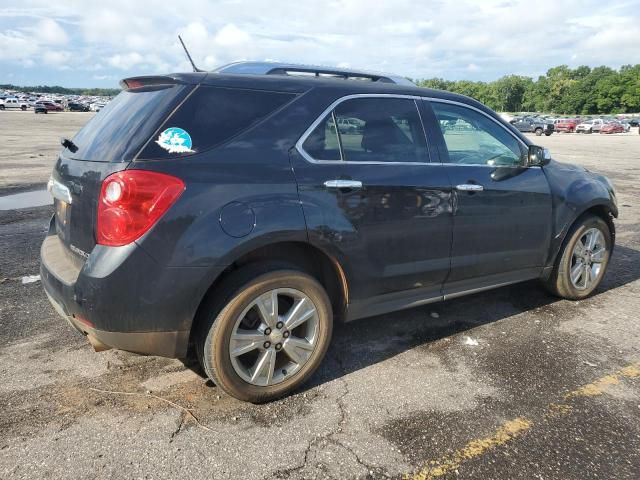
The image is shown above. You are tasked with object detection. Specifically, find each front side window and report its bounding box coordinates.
[432,102,524,166]
[301,97,429,163]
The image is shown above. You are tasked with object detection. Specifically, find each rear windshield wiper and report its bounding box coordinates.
[61,137,78,153]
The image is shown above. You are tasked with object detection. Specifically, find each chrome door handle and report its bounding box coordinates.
[324,180,363,189]
[456,184,484,192]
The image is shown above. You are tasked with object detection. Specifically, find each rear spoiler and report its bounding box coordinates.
[119,76,181,90]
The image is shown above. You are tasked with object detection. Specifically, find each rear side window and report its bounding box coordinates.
[68,85,190,162]
[301,97,429,163]
[140,86,296,159]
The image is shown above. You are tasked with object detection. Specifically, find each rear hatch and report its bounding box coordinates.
[50,77,195,258]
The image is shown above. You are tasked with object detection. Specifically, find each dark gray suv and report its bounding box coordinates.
[511,116,554,136]
[41,62,617,402]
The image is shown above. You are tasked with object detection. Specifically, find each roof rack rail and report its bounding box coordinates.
[213,61,415,86]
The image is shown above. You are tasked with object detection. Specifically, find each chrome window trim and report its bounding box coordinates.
[331,110,345,162]
[295,93,539,168]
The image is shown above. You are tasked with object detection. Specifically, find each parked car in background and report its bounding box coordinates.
[600,122,625,134]
[618,121,631,132]
[0,97,29,110]
[576,119,605,133]
[35,101,63,113]
[510,117,554,136]
[41,62,617,402]
[555,118,578,133]
[68,102,90,112]
[90,102,106,112]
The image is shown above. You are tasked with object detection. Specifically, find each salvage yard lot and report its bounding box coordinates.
[1,110,639,479]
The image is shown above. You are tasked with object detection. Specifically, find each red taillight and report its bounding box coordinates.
[97,170,184,246]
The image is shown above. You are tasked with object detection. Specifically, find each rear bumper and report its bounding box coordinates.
[40,217,218,358]
[43,290,189,356]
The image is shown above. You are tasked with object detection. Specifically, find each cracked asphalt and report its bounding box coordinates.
[1,111,639,479]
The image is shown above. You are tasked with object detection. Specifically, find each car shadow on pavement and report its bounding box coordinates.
[302,244,640,390]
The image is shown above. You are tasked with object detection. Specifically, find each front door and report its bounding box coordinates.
[425,100,553,295]
[291,95,453,315]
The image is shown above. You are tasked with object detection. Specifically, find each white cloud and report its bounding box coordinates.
[214,24,251,47]
[107,52,144,70]
[0,30,39,60]
[41,50,71,65]
[31,18,69,46]
[0,0,639,85]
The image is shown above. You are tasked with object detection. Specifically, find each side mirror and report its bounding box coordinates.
[528,145,551,166]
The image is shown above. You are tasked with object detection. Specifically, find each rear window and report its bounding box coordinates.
[68,85,190,162]
[139,86,296,159]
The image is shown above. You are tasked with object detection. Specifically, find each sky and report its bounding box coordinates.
[1,0,639,88]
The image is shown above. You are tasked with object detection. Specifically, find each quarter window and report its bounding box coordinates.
[301,97,429,163]
[431,102,524,166]
[140,86,296,159]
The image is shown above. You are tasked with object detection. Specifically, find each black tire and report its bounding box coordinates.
[195,265,333,403]
[535,127,543,136]
[543,214,612,300]
[545,132,552,136]
[0,105,4,110]
[44,110,48,114]
[21,105,26,111]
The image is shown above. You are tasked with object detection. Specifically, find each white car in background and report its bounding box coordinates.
[576,119,605,133]
[0,97,29,111]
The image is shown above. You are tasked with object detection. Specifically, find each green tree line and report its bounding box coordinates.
[0,84,119,97]
[418,64,640,115]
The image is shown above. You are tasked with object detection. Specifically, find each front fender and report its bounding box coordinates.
[543,160,617,268]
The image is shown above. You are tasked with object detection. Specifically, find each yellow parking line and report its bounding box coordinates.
[406,363,639,480]
[408,418,532,480]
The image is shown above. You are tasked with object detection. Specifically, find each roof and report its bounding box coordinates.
[213,61,416,86]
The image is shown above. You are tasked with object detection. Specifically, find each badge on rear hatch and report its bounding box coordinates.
[156,127,194,154]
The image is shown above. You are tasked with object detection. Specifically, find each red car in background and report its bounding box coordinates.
[600,122,625,134]
[555,118,578,133]
[34,101,63,113]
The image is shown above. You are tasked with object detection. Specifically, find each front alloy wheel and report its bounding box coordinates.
[569,228,607,291]
[543,214,612,299]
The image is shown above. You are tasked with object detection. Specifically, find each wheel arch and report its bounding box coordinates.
[188,240,349,349]
[543,202,616,280]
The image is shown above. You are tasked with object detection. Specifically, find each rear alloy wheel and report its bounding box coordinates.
[543,215,611,299]
[197,268,333,402]
[535,127,543,136]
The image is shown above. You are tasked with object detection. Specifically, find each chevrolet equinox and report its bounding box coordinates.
[41,62,617,402]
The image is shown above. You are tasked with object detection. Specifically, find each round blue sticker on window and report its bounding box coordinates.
[156,127,194,154]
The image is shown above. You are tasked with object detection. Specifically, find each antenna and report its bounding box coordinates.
[178,35,203,72]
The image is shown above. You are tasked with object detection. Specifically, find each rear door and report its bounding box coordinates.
[424,100,552,294]
[291,95,453,311]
